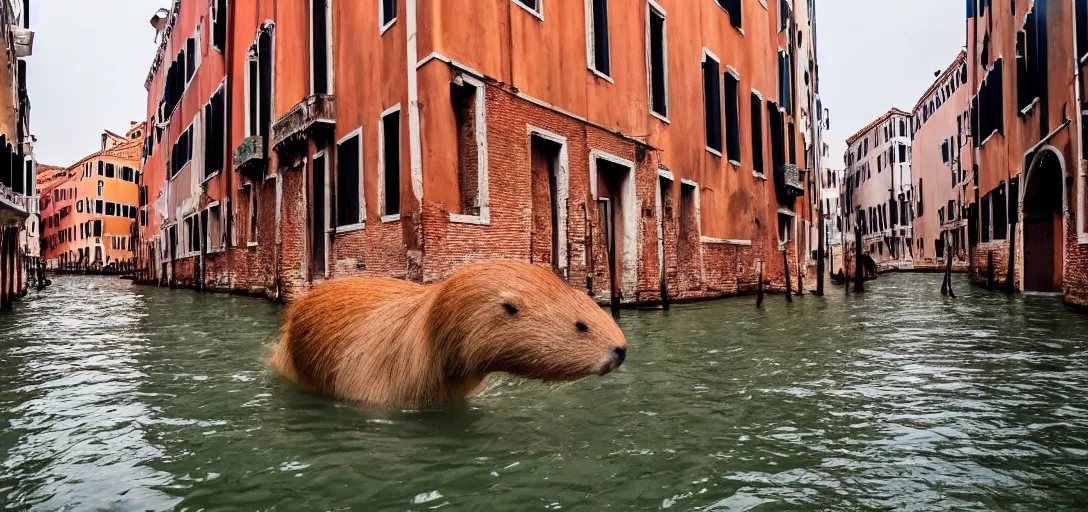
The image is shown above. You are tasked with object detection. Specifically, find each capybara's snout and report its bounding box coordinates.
[598,346,627,376]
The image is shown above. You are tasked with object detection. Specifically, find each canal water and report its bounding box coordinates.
[1,275,1087,510]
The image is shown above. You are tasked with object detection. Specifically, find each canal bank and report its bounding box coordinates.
[2,273,1088,510]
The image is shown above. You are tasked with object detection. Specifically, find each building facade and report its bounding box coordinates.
[39,125,143,271]
[910,51,971,270]
[843,109,914,269]
[0,0,34,311]
[136,0,821,305]
[964,0,1088,307]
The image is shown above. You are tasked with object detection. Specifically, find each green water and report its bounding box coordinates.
[1,274,1088,511]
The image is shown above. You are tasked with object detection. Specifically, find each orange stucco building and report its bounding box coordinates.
[39,125,143,271]
[964,0,1088,307]
[137,0,822,305]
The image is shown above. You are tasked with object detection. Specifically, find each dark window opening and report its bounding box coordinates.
[751,93,764,173]
[336,134,360,226]
[718,0,741,29]
[204,88,226,180]
[703,57,722,153]
[381,0,396,26]
[981,194,992,242]
[992,185,1008,239]
[382,111,402,216]
[649,8,667,117]
[724,73,741,162]
[590,0,610,75]
[312,0,329,94]
[213,0,227,49]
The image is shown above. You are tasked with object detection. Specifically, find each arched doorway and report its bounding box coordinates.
[1022,148,1065,293]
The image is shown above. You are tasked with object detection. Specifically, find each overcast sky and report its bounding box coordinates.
[817,0,966,170]
[26,0,963,171]
[27,0,165,167]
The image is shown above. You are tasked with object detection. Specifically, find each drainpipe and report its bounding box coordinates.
[1072,0,1085,240]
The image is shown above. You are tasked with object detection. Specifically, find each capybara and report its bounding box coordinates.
[269,260,629,406]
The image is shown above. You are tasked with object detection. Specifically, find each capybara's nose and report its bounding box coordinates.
[599,346,626,376]
[612,346,627,365]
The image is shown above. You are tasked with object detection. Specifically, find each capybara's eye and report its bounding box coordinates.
[576,321,589,333]
[503,303,519,316]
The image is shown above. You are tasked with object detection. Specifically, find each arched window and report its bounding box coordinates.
[98,181,104,196]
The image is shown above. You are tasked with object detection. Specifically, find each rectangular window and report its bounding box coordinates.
[381,0,397,29]
[105,163,115,178]
[208,204,223,250]
[171,125,193,177]
[724,72,741,162]
[204,88,226,180]
[972,58,1004,146]
[381,109,402,217]
[248,59,259,136]
[992,185,1008,239]
[96,200,103,214]
[718,0,741,29]
[213,0,227,50]
[702,53,722,154]
[452,81,481,216]
[336,132,361,226]
[98,161,104,176]
[185,37,196,82]
[981,194,992,242]
[93,220,102,237]
[941,140,950,163]
[248,186,258,244]
[589,0,610,76]
[648,5,667,118]
[1078,0,1088,61]
[751,92,764,174]
[312,0,329,94]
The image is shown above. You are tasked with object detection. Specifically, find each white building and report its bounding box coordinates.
[843,108,914,268]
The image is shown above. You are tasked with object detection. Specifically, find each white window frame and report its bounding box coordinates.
[724,65,742,167]
[201,80,228,185]
[247,183,259,247]
[182,213,201,258]
[335,127,366,232]
[380,0,397,35]
[589,149,638,299]
[211,0,227,53]
[378,104,403,222]
[527,125,570,275]
[206,201,224,253]
[512,0,544,21]
[309,0,334,95]
[450,75,491,225]
[244,54,257,137]
[584,0,614,82]
[701,47,722,158]
[646,0,668,123]
[309,151,332,277]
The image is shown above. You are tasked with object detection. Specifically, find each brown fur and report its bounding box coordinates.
[269,260,628,406]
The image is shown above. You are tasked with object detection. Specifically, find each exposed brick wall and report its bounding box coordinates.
[134,82,806,307]
[1063,215,1088,307]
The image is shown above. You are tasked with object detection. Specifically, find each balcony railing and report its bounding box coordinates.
[271,94,336,152]
[775,164,805,203]
[0,183,28,223]
[233,135,265,177]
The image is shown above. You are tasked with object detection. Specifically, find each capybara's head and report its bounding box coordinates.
[429,260,628,382]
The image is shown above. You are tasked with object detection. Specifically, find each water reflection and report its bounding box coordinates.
[0,274,1085,510]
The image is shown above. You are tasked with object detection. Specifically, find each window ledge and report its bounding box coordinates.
[1019,97,1039,116]
[247,242,258,248]
[512,0,544,21]
[1079,234,1088,245]
[207,247,225,255]
[980,130,999,148]
[588,68,614,83]
[728,159,742,168]
[650,111,670,124]
[201,171,221,185]
[753,171,767,180]
[706,146,723,158]
[380,18,397,36]
[450,213,490,225]
[381,214,401,223]
[336,222,366,234]
[759,0,768,9]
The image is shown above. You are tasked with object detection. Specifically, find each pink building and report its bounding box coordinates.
[910,51,970,269]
